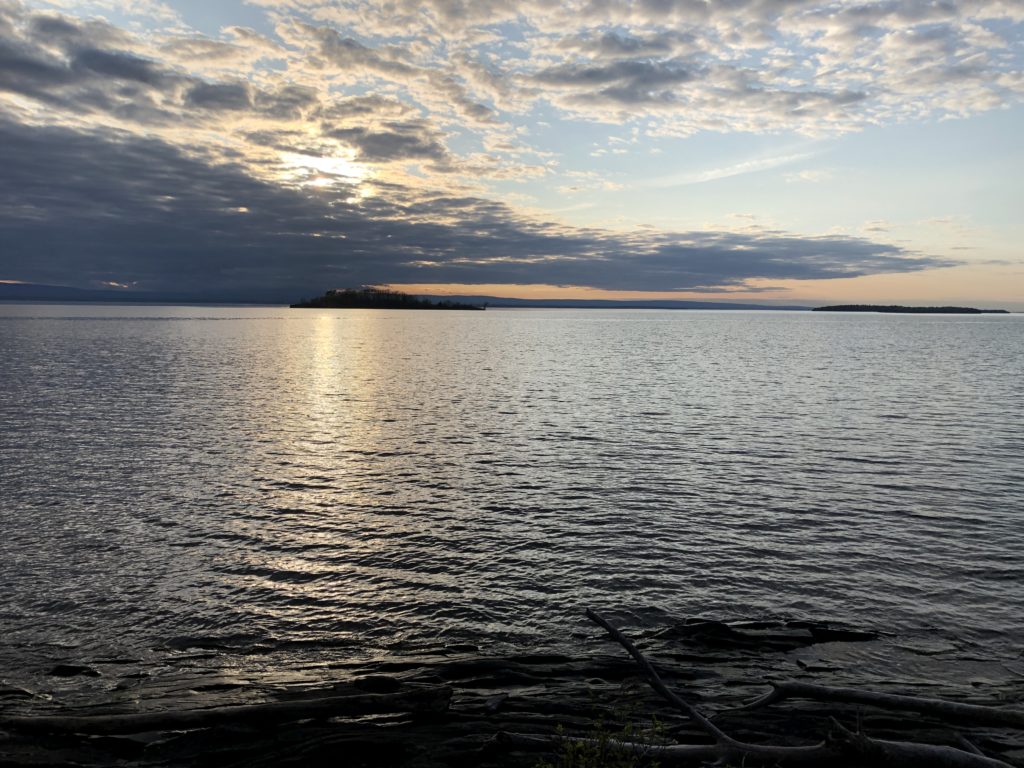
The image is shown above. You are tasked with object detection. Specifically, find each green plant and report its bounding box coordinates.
[535,711,665,768]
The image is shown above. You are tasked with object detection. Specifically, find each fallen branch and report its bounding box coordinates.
[739,681,1024,729]
[827,717,1016,768]
[0,686,452,735]
[584,608,734,745]
[499,728,1018,768]
[584,609,1013,767]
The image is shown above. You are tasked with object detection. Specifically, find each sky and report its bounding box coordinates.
[0,0,1021,307]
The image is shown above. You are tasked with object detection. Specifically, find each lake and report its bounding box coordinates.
[1,305,1022,694]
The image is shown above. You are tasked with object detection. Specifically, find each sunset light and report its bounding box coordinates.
[0,0,1018,306]
[1,2,1022,764]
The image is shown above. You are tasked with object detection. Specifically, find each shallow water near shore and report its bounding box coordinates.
[1,305,1022,701]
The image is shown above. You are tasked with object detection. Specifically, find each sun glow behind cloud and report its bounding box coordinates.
[277,149,378,203]
[279,151,370,188]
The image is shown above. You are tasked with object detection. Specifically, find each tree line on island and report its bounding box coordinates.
[814,304,1008,314]
[291,290,1013,314]
[291,287,485,310]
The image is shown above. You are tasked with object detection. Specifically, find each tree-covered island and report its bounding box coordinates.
[813,304,1008,314]
[291,287,485,310]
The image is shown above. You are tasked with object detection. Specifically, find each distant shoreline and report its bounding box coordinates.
[813,304,1009,314]
[0,299,1018,314]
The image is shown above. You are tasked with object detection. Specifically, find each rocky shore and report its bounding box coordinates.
[2,616,1022,767]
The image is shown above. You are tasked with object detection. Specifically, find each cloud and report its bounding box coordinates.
[0,4,508,179]
[245,0,1024,133]
[784,168,832,183]
[6,0,1021,185]
[36,0,183,28]
[0,7,185,121]
[71,48,165,86]
[554,29,693,59]
[157,28,286,74]
[531,58,700,109]
[0,1,1001,301]
[307,26,416,77]
[327,119,452,164]
[0,116,952,299]
[647,151,818,186]
[185,81,253,110]
[534,59,698,89]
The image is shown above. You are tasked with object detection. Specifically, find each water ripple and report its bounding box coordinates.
[0,307,1022,684]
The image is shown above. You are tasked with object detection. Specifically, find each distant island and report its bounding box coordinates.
[813,304,1008,314]
[291,287,485,310]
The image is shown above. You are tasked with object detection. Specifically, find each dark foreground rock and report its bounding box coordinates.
[48,664,101,678]
[2,619,1022,767]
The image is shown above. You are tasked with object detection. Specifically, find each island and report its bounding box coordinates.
[291,287,485,310]
[813,304,1008,314]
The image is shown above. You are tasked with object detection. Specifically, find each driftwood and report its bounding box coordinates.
[499,728,1018,767]
[0,686,452,735]
[499,609,1016,767]
[740,681,1024,729]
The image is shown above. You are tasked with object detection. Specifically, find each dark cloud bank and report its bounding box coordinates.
[0,117,950,301]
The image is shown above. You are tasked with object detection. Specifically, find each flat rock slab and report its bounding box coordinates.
[2,621,1021,767]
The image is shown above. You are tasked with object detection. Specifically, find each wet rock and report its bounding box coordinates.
[189,682,247,693]
[484,694,508,714]
[658,618,877,652]
[804,626,878,643]
[442,644,479,654]
[7,633,1019,768]
[353,675,402,694]
[49,665,100,678]
[0,683,37,699]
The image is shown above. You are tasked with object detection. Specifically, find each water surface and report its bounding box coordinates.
[1,305,1022,688]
